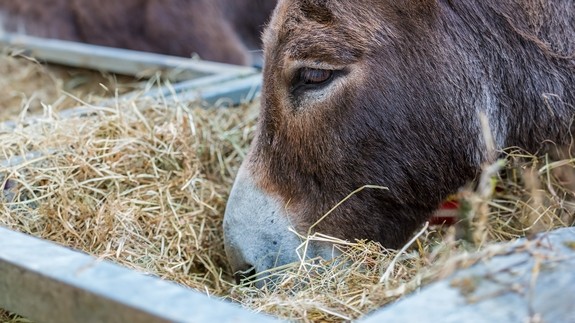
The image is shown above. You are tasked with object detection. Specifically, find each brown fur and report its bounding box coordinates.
[0,0,277,65]
[248,0,575,248]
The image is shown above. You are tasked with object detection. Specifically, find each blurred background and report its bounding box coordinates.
[0,0,277,66]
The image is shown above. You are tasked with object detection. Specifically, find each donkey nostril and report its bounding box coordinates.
[234,265,256,285]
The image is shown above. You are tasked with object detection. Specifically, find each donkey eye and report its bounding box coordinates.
[299,68,333,85]
[290,67,345,98]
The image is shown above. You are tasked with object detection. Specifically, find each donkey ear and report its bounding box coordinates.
[299,0,334,24]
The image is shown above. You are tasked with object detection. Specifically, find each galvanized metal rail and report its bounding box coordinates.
[360,227,575,323]
[0,227,278,323]
[0,32,256,81]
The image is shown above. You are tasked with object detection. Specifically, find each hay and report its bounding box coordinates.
[0,92,257,293]
[0,52,574,322]
[0,311,30,323]
[0,49,139,121]
[0,52,256,321]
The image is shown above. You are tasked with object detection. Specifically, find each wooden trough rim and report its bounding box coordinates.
[0,226,279,323]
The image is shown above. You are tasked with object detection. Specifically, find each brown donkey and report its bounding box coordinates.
[0,0,277,66]
[224,0,575,283]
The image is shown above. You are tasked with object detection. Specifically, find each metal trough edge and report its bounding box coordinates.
[360,227,575,323]
[0,226,278,323]
[0,33,256,79]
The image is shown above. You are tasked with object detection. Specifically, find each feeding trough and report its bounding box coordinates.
[0,33,574,323]
[0,33,267,322]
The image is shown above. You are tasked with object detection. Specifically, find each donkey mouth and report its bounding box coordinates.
[223,164,338,287]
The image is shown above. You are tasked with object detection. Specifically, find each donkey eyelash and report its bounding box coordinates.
[290,67,344,96]
[299,68,333,85]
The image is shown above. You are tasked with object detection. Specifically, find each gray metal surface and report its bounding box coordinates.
[176,73,262,106]
[0,33,256,81]
[360,227,575,323]
[54,73,262,121]
[0,227,278,323]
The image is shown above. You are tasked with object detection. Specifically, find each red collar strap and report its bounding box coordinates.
[430,196,459,226]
